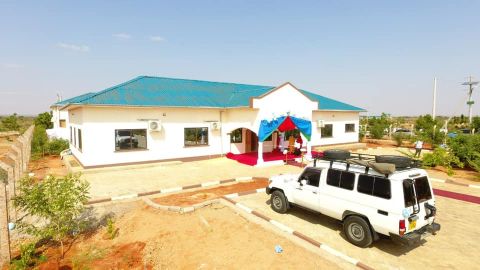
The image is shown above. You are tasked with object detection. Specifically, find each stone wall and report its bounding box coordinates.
[0,125,33,264]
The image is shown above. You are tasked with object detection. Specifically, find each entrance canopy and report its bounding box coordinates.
[258,115,311,142]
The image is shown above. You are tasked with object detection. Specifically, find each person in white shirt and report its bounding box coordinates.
[414,140,424,157]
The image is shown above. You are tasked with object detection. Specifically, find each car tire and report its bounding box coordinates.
[343,216,373,247]
[375,155,411,168]
[323,149,350,160]
[270,190,288,213]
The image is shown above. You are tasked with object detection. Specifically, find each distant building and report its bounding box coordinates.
[51,76,364,168]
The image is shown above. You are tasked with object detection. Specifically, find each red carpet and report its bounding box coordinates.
[226,151,321,166]
[433,188,480,204]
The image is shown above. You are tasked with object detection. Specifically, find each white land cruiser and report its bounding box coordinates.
[266,149,441,247]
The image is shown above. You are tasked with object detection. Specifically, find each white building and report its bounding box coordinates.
[53,76,364,168]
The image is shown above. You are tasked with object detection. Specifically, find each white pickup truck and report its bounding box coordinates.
[266,150,441,247]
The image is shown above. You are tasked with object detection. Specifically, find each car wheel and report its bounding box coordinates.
[270,190,288,213]
[343,216,373,247]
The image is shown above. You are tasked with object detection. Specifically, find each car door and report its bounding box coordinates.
[291,168,322,212]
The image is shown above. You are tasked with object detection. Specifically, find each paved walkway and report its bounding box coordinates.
[83,158,303,199]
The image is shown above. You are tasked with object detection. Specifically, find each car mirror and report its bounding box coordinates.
[300,179,307,186]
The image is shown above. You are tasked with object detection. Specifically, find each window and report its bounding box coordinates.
[70,127,73,143]
[73,128,76,147]
[403,177,432,207]
[184,127,209,146]
[59,119,66,128]
[299,168,322,187]
[357,174,391,199]
[345,123,355,133]
[115,129,147,151]
[78,129,82,151]
[327,169,355,190]
[322,124,333,138]
[230,129,242,143]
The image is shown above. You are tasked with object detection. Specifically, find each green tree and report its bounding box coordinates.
[31,126,48,156]
[34,112,53,129]
[367,113,392,139]
[1,113,20,131]
[14,174,90,258]
[471,116,480,133]
[414,114,444,145]
[448,134,480,173]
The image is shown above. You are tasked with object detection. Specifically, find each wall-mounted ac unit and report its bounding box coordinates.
[210,121,221,130]
[317,120,325,128]
[148,120,162,132]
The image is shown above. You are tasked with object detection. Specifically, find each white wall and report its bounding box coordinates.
[48,107,70,140]
[72,106,224,167]
[311,111,360,146]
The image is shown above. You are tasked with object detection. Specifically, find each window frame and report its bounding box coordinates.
[78,129,82,152]
[230,128,243,143]
[322,124,333,138]
[357,174,392,200]
[299,168,322,187]
[184,127,209,147]
[59,119,67,128]
[114,129,148,152]
[326,169,355,191]
[345,123,355,133]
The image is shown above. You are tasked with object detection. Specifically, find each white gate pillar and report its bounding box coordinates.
[257,142,264,164]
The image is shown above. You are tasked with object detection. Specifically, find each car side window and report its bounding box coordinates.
[299,169,321,187]
[357,174,391,199]
[326,169,355,191]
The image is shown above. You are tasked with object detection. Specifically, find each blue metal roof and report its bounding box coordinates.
[61,76,364,111]
[53,92,97,106]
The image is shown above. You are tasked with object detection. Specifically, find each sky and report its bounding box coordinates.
[1,0,480,116]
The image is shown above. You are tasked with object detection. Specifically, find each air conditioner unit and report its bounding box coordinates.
[317,120,325,128]
[210,121,221,130]
[148,120,162,132]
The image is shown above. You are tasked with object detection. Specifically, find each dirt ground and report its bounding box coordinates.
[20,201,340,270]
[28,155,69,180]
[153,178,268,206]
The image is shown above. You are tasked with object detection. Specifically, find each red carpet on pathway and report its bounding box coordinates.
[433,188,480,204]
[226,151,321,166]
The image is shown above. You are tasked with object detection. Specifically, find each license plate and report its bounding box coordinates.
[409,220,416,230]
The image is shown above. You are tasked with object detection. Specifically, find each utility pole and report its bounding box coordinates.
[432,77,437,119]
[462,76,479,125]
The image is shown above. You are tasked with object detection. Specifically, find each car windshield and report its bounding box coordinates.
[403,177,433,207]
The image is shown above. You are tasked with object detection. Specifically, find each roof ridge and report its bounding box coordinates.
[76,76,146,103]
[141,75,273,88]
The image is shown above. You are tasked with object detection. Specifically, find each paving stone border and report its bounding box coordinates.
[86,176,262,205]
[221,190,374,270]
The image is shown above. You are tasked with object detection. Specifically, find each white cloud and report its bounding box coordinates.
[149,36,165,42]
[57,42,90,52]
[1,63,24,69]
[113,33,132,39]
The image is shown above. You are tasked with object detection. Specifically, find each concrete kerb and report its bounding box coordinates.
[220,190,374,270]
[430,177,480,189]
[85,176,255,205]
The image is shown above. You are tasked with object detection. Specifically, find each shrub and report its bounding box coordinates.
[392,133,404,146]
[422,147,463,176]
[14,174,90,258]
[1,113,20,131]
[370,124,385,139]
[31,126,48,156]
[448,134,480,173]
[47,138,69,155]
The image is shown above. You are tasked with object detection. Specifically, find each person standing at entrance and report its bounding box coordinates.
[414,140,423,157]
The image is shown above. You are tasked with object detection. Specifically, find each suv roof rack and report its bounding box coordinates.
[312,152,422,177]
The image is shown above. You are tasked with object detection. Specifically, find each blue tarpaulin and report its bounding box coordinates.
[258,116,312,142]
